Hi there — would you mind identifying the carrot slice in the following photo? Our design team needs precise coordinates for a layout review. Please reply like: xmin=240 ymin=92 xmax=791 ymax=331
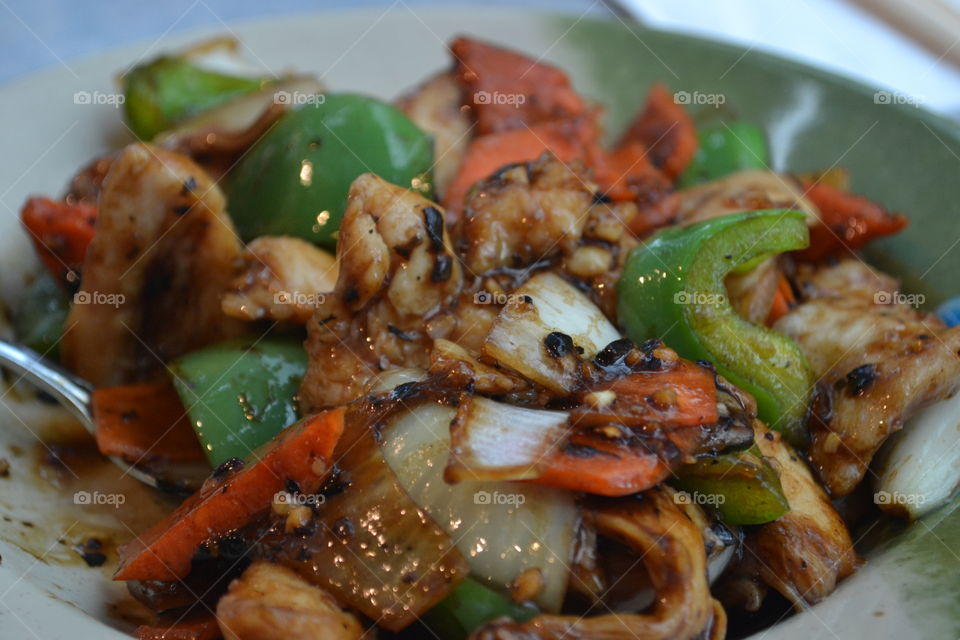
xmin=588 ymin=141 xmax=668 ymax=202
xmin=115 ymin=407 xmax=345 ymax=581
xmin=797 ymin=180 xmax=908 ymax=262
xmin=92 ymin=382 xmax=206 ymax=467
xmin=451 ymin=36 xmax=586 ymax=135
xmin=534 ymin=433 xmax=667 ymax=497
xmin=765 ymin=272 xmax=797 ymax=326
xmin=571 ymin=361 xmax=720 ymax=429
xmin=20 ymin=196 xmax=97 ymax=287
xmin=135 ymin=611 xmax=220 ymax=640
xmin=534 ymin=363 xmax=718 ymax=496
xmin=587 ymin=140 xmax=678 ymax=235
xmin=443 ymin=115 xmax=597 ymax=215
xmin=618 ymin=84 xmax=698 ymax=180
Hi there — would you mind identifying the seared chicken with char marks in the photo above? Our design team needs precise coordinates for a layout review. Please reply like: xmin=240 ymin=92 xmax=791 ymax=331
xmin=461 ymin=153 xmax=595 ymax=275
xmin=299 ymin=173 xmax=464 ymax=411
xmin=216 ymin=562 xmax=364 ymax=640
xmin=222 ymin=236 xmax=338 ymax=324
xmin=776 ymin=259 xmax=960 ymax=495
xmin=62 ymin=143 xmax=244 ymax=386
xmin=744 ymin=423 xmax=858 ymax=607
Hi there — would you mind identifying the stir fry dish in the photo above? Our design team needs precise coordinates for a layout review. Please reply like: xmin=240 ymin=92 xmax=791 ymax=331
xmin=11 ymin=34 xmax=960 ymax=640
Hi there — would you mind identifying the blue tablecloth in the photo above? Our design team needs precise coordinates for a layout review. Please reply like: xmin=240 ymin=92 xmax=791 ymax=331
xmin=0 ymin=0 xmax=605 ymax=85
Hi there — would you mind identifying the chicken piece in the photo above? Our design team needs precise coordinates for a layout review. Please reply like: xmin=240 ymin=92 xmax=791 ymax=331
xmin=461 ymin=153 xmax=594 ymax=275
xmin=64 ymin=154 xmax=115 ymax=204
xmin=725 ymin=256 xmax=781 ymax=324
xmin=222 ymin=236 xmax=338 ymax=324
xmin=776 ymin=292 xmax=960 ymax=495
xmin=567 ymin=200 xmax=641 ymax=319
xmin=474 ymin=488 xmax=720 ymax=640
xmin=299 ymin=174 xmax=463 ymax=411
xmin=793 ymin=257 xmax=898 ymax=304
xmin=775 ymin=260 xmax=960 ymax=495
xmin=676 ymin=170 xmax=818 ymax=225
xmin=216 ymin=562 xmax=363 ymax=640
xmin=394 ymin=72 xmax=472 ymax=199
xmin=62 ymin=143 xmax=244 ymax=386
xmin=745 ymin=423 xmax=858 ymax=607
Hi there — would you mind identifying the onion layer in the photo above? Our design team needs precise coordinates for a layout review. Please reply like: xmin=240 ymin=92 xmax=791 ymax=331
xmin=383 ymin=400 xmax=577 ymax=613
xmin=445 ymin=396 xmax=570 ymax=483
xmin=875 ymin=391 xmax=960 ymax=519
xmin=483 ymin=272 xmax=621 ymax=393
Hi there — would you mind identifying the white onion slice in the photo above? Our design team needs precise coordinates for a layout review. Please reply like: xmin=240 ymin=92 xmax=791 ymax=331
xmin=382 ymin=401 xmax=577 ymax=612
xmin=446 ymin=396 xmax=570 ymax=483
xmin=875 ymin=391 xmax=960 ymax=519
xmin=483 ymin=272 xmax=621 ymax=394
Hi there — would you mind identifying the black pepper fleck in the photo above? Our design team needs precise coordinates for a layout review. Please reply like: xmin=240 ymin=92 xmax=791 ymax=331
xmin=431 ymin=254 xmax=453 ymax=282
xmin=212 ymin=457 xmax=245 ymax=480
xmin=844 ymin=364 xmax=878 ymax=396
xmin=544 ymin=332 xmax=575 ymax=358
xmin=422 ymin=206 xmax=445 ymax=251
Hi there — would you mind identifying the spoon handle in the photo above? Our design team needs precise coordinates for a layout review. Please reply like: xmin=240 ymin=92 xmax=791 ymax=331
xmin=0 ymin=339 xmax=95 ymax=433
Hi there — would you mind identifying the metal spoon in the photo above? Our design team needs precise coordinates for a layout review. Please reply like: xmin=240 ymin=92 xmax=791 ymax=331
xmin=0 ymin=338 xmax=197 ymax=491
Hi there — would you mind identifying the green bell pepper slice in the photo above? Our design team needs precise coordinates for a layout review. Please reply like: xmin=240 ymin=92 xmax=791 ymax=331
xmin=672 ymin=445 xmax=789 ymax=525
xmin=422 ymin=578 xmax=538 ymax=640
xmin=226 ymin=93 xmax=434 ymax=248
xmin=123 ymin=56 xmax=267 ymax=140
xmin=678 ymin=121 xmax=769 ymax=187
xmin=617 ymin=210 xmax=813 ymax=445
xmin=169 ymin=338 xmax=307 ymax=467
xmin=12 ymin=272 xmax=69 ymax=357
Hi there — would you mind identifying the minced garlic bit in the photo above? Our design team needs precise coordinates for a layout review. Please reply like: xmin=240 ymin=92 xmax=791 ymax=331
xmin=510 ymin=567 xmax=544 ymax=604
xmin=285 ymin=506 xmax=313 ymax=533
xmin=311 ymin=458 xmax=328 ymax=477
xmin=583 ymin=389 xmax=616 ymax=409
xmin=822 ymin=432 xmax=842 ymax=454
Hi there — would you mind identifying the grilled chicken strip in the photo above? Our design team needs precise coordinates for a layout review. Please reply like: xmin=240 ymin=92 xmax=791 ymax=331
xmin=222 ymin=236 xmax=338 ymax=324
xmin=676 ymin=170 xmax=818 ymax=225
xmin=775 ymin=259 xmax=960 ymax=495
xmin=395 ymin=72 xmax=472 ymax=199
xmin=299 ymin=174 xmax=463 ymax=411
xmin=473 ymin=488 xmax=721 ymax=640
xmin=461 ymin=152 xmax=639 ymax=317
xmin=747 ymin=423 xmax=858 ymax=607
xmin=62 ymin=143 xmax=244 ymax=386
xmin=792 ymin=258 xmax=898 ymax=302
xmin=216 ymin=562 xmax=363 ymax=640
xmin=461 ymin=153 xmax=595 ymax=275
